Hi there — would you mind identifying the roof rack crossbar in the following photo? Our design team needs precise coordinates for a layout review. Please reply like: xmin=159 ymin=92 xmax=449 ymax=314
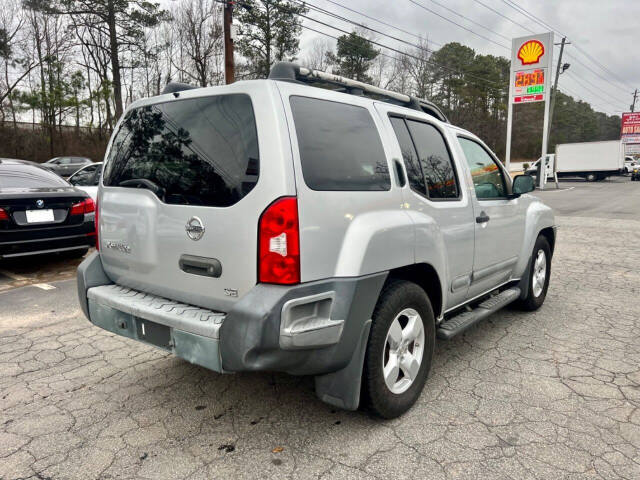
xmin=268 ymin=62 xmax=448 ymax=123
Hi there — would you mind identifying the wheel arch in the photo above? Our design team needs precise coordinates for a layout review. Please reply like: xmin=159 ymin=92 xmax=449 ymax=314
xmin=385 ymin=263 xmax=443 ymax=320
xmin=539 ymin=226 xmax=556 ymax=257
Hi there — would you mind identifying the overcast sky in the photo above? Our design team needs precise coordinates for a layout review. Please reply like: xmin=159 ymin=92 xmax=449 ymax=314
xmin=297 ymin=0 xmax=640 ymax=116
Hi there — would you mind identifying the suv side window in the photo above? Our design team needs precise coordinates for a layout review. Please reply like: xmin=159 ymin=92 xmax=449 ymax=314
xmin=290 ymin=96 xmax=390 ymax=191
xmin=458 ymin=137 xmax=507 ymax=199
xmin=405 ymin=120 xmax=459 ymax=199
xmin=389 ymin=116 xmax=427 ymax=195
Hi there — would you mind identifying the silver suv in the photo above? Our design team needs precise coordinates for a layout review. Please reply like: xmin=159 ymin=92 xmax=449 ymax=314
xmin=78 ymin=63 xmax=555 ymax=418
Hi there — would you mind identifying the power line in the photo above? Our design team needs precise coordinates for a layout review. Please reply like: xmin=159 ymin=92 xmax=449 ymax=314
xmin=499 ymin=0 xmax=560 ymax=35
xmin=310 ymin=0 xmax=630 ymax=112
xmin=292 ymin=0 xmax=439 ymax=56
xmin=498 ymin=0 xmax=635 ymax=95
xmin=559 ymin=84 xmax=622 ymax=116
xmin=320 ymin=0 xmax=442 ymax=47
xmin=406 ymin=0 xmax=510 ymax=50
xmin=562 ymin=53 xmax=633 ymax=97
xmin=563 ymin=70 xmax=629 ymax=109
xmin=421 ymin=0 xmax=511 ymax=42
xmin=471 ymin=0 xmax=535 ymax=34
xmin=572 ymin=44 xmax=636 ymax=92
xmin=297 ymin=12 xmax=508 ymax=90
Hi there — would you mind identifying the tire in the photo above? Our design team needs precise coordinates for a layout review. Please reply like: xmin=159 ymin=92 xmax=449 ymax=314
xmin=361 ymin=280 xmax=435 ymax=419
xmin=585 ymin=173 xmax=597 ymax=182
xmin=516 ymin=236 xmax=551 ymax=311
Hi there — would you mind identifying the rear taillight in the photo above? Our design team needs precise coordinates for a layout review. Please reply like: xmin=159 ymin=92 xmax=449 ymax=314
xmin=70 ymin=198 xmax=95 ymax=215
xmin=0 ymin=208 xmax=8 ymax=220
xmin=258 ymin=197 xmax=300 ymax=284
xmin=94 ymin=198 xmax=99 ymax=250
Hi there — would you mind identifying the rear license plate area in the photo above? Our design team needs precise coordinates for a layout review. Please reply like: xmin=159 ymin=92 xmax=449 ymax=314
xmin=25 ymin=209 xmax=54 ymax=223
xmin=136 ymin=319 xmax=171 ymax=350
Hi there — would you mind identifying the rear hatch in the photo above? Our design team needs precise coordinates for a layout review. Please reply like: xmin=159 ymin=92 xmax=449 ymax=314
xmin=98 ymin=82 xmax=294 ymax=312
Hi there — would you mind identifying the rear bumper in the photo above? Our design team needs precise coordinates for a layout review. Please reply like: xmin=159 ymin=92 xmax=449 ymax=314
xmin=78 ymin=252 xmax=386 ymax=377
xmin=0 ymin=223 xmax=95 ymax=259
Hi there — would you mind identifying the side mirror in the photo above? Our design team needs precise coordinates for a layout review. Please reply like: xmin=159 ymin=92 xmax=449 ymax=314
xmin=512 ymin=174 xmax=535 ymax=195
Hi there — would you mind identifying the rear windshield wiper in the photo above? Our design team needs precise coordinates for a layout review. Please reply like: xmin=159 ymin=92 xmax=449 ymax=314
xmin=119 ymin=178 xmax=165 ymax=200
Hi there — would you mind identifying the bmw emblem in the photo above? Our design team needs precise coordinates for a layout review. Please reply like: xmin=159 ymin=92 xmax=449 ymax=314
xmin=36 ymin=199 xmax=44 ymax=209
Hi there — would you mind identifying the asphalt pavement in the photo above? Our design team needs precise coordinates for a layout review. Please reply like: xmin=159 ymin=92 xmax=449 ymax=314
xmin=534 ymin=176 xmax=639 ymax=220
xmin=1 ymin=178 xmax=640 ymax=479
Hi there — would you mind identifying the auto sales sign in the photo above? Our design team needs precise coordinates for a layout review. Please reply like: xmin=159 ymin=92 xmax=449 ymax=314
xmin=621 ymin=112 xmax=640 ymax=144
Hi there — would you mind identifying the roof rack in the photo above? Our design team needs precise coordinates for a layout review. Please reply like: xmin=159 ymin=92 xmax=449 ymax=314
xmin=268 ymin=62 xmax=448 ymax=123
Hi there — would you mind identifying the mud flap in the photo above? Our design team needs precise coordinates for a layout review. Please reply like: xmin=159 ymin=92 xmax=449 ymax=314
xmin=314 ymin=319 xmax=371 ymax=411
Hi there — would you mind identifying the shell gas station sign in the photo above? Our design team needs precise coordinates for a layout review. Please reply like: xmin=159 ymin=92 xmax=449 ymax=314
xmin=505 ymin=32 xmax=554 ymax=188
xmin=510 ymin=34 xmax=553 ymax=104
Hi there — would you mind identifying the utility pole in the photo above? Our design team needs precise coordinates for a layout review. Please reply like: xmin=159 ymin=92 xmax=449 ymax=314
xmin=632 ymin=89 xmax=638 ymax=112
xmin=224 ymin=1 xmax=235 ymax=84
xmin=547 ymin=36 xmax=570 ymax=188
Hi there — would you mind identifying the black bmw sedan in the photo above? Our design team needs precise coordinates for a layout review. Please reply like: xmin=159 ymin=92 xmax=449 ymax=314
xmin=0 ymin=159 xmax=95 ymax=259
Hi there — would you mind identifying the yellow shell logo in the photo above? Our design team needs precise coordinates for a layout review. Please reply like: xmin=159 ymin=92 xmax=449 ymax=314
xmin=517 ymin=40 xmax=545 ymax=65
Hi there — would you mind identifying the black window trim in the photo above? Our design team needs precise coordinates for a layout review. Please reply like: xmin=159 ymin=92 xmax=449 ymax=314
xmin=289 ymin=94 xmax=392 ymax=193
xmin=456 ymin=134 xmax=513 ymax=201
xmin=388 ymin=113 xmax=462 ymax=202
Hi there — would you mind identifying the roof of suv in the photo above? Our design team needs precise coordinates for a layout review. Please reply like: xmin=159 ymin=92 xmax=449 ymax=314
xmin=139 ymin=71 xmax=476 ymax=141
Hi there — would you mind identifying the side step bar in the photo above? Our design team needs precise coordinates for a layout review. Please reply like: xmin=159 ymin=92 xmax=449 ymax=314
xmin=437 ymin=288 xmax=521 ymax=340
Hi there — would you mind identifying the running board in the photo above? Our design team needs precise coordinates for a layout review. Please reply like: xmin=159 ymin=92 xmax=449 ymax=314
xmin=437 ymin=288 xmax=521 ymax=340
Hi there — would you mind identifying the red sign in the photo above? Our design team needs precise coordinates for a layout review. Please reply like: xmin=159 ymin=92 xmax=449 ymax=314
xmin=514 ymin=94 xmax=544 ymax=103
xmin=621 ymin=113 xmax=640 ymax=136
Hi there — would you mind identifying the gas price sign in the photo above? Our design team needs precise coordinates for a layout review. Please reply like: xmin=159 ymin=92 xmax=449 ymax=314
xmin=509 ymin=34 xmax=553 ymax=105
xmin=505 ymin=32 xmax=554 ymax=181
xmin=513 ymin=69 xmax=545 ymax=103
xmin=515 ymin=69 xmax=545 ymax=93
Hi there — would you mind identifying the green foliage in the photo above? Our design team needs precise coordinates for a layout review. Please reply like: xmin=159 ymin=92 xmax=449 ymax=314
xmin=327 ymin=32 xmax=379 ymax=82
xmin=236 ymin=0 xmax=308 ymax=79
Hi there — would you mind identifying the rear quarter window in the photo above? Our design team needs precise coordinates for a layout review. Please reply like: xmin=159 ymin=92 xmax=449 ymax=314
xmin=103 ymin=94 xmax=259 ymax=207
xmin=290 ymin=96 xmax=390 ymax=191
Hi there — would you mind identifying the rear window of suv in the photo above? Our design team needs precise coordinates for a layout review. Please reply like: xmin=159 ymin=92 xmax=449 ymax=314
xmin=290 ymin=96 xmax=390 ymax=191
xmin=103 ymin=94 xmax=259 ymax=207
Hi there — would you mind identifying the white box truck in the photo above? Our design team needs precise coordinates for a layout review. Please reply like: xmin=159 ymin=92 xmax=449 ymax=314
xmin=527 ymin=140 xmax=624 ymax=182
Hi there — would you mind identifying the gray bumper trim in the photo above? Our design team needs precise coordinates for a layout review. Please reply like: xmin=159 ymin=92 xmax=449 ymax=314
xmin=88 ymin=300 xmax=223 ymax=373
xmin=87 ymin=284 xmax=225 ymax=339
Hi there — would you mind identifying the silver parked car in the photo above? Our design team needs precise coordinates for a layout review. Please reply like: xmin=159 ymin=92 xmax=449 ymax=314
xmin=78 ymin=62 xmax=555 ymax=418
xmin=68 ymin=162 xmax=102 ymax=200
xmin=43 ymin=156 xmax=93 ymax=177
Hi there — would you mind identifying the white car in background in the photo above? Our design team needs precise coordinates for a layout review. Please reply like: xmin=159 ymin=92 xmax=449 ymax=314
xmin=624 ymin=156 xmax=637 ymax=174
xmin=68 ymin=162 xmax=102 ymax=200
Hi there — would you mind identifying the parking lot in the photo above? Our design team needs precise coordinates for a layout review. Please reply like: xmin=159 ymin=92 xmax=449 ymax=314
xmin=1 ymin=176 xmax=639 ymax=479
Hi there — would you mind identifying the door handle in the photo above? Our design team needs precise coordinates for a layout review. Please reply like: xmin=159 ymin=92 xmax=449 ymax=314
xmin=179 ymin=254 xmax=222 ymax=278
xmin=476 ymin=212 xmax=490 ymax=224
